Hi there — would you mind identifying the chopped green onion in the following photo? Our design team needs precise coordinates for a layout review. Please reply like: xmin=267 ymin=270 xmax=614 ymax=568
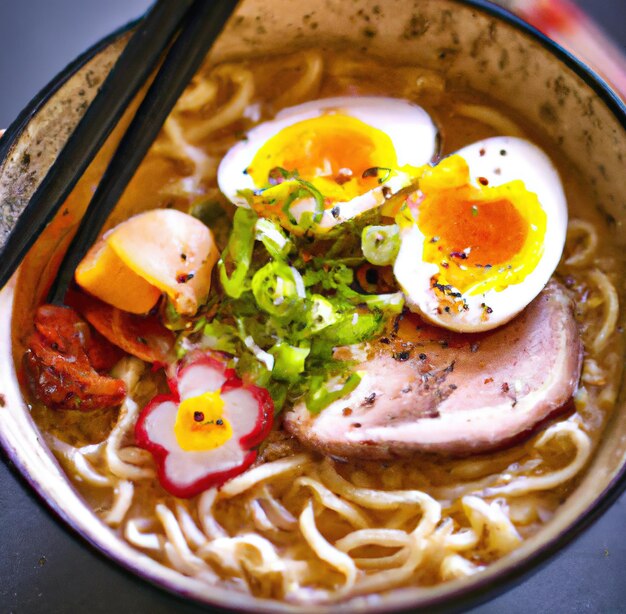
xmin=251 ymin=261 xmax=304 ymax=318
xmin=162 ymin=298 xmax=188 ymax=331
xmin=235 ymin=351 xmax=272 ymax=388
xmin=218 ymin=208 xmax=257 ymax=298
xmin=282 ymin=180 xmax=325 ymax=225
xmin=340 ymin=287 xmax=405 ymax=315
xmin=255 ymin=217 xmax=291 ymax=260
xmin=306 ymin=371 xmax=363 ymax=414
xmin=362 ymin=224 xmax=400 ymax=266
xmin=296 ymin=179 xmax=325 ymax=223
xmin=201 ymin=320 xmax=239 ymax=354
xmin=307 ymin=294 xmax=339 ymax=334
xmin=266 ymin=380 xmax=289 ymax=412
xmin=269 ymin=342 xmax=310 ymax=382
xmin=243 ymin=335 xmax=275 ymax=371
xmin=320 ymin=312 xmax=383 ymax=346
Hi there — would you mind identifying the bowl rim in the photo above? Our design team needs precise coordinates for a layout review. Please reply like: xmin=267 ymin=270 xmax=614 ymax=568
xmin=0 ymin=1 xmax=625 ymax=612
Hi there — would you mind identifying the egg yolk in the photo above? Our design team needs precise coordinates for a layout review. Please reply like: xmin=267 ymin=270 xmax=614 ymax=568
xmin=417 ymin=156 xmax=546 ymax=295
xmin=248 ymin=114 xmax=399 ymax=204
xmin=174 ymin=391 xmax=232 ymax=452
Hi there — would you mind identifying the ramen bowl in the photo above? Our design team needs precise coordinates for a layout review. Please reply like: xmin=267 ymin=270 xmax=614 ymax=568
xmin=0 ymin=0 xmax=624 ymax=611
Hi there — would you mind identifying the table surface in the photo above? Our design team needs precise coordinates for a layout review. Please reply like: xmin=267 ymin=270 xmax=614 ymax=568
xmin=0 ymin=1 xmax=624 ymax=613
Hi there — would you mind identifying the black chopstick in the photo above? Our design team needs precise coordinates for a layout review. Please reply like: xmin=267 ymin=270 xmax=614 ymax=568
xmin=47 ymin=0 xmax=239 ymax=305
xmin=0 ymin=0 xmax=196 ymax=290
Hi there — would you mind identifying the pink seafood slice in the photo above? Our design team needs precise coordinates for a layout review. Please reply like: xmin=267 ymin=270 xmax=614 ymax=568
xmin=136 ymin=355 xmax=274 ymax=498
xmin=284 ymin=281 xmax=582 ymax=458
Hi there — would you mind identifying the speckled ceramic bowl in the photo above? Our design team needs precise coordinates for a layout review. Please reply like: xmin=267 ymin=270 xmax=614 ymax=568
xmin=0 ymin=1 xmax=624 ymax=612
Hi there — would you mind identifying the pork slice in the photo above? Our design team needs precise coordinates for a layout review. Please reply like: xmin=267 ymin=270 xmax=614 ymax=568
xmin=284 ymin=281 xmax=582 ymax=458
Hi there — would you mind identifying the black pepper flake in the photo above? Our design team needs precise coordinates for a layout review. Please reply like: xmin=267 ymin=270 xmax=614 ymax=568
xmin=501 ymin=382 xmax=510 ymax=393
xmin=180 ymin=253 xmax=187 ymax=261
xmin=379 ymin=337 xmax=391 ymax=345
xmin=470 ymin=342 xmax=480 ymax=353
xmin=216 ymin=418 xmax=224 ymax=426
xmin=382 ymin=186 xmax=392 ymax=199
xmin=444 ymin=306 xmax=451 ymax=313
xmin=418 ymin=353 xmax=427 ymax=360
xmin=450 ymin=251 xmax=468 ymax=260
xmin=500 ymin=149 xmax=507 ymax=156
xmin=444 ymin=361 xmax=455 ymax=373
xmin=393 ymin=351 xmax=411 ymax=362
xmin=449 ymin=384 xmax=457 ymax=390
xmin=439 ymin=340 xmax=449 ymax=349
xmin=136 ymin=336 xmax=148 ymax=345
xmin=334 ymin=169 xmax=352 ymax=185
xmin=194 ymin=411 xmax=204 ymax=422
xmin=176 ymin=272 xmax=195 ymax=284
xmin=401 ymin=385 xmax=412 ymax=394
xmin=362 ymin=393 xmax=377 ymax=406
xmin=331 ymin=205 xmax=341 ymax=219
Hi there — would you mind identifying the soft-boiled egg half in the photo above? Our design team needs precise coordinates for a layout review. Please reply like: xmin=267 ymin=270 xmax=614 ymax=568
xmin=394 ymin=136 xmax=568 ymax=332
xmin=217 ymin=97 xmax=438 ymax=233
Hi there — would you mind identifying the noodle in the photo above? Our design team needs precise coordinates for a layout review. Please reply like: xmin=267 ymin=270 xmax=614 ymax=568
xmin=453 ymin=103 xmax=525 ymax=137
xmin=482 ymin=422 xmax=592 ymax=497
xmin=184 ymin=64 xmax=255 ymax=143
xmin=293 ymin=476 xmax=371 ymax=529
xmin=273 ymin=50 xmax=324 ymax=110
xmin=299 ymin=500 xmax=357 ymax=595
xmin=565 ymin=219 xmax=598 ymax=267
xmin=586 ymin=269 xmax=619 ymax=354
xmin=104 ymin=480 xmax=134 ymax=527
xmin=125 ymin=518 xmax=162 ymax=551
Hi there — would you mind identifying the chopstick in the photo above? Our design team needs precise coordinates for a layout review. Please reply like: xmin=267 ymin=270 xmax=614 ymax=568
xmin=0 ymin=0 xmax=196 ymax=290
xmin=46 ymin=0 xmax=239 ymax=305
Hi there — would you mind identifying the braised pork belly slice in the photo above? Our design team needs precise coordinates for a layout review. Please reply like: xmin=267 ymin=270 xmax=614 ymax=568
xmin=284 ymin=281 xmax=582 ymax=458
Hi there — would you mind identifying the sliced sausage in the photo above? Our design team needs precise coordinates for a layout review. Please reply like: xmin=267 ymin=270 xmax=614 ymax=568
xmin=284 ymin=281 xmax=582 ymax=458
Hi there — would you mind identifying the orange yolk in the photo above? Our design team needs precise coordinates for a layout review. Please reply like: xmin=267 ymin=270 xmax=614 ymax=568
xmin=418 ymin=194 xmax=529 ymax=267
xmin=174 ymin=391 xmax=232 ymax=452
xmin=416 ymin=155 xmax=546 ymax=295
xmin=248 ymin=114 xmax=398 ymax=204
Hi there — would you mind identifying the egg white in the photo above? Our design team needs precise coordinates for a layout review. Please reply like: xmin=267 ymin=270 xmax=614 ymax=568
xmin=217 ymin=97 xmax=438 ymax=230
xmin=394 ymin=137 xmax=568 ymax=332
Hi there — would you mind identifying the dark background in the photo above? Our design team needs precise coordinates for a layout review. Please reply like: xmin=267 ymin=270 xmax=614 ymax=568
xmin=0 ymin=1 xmax=624 ymax=613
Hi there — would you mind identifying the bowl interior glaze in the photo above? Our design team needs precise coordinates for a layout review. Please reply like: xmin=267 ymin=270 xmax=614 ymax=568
xmin=0 ymin=1 xmax=624 ymax=612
